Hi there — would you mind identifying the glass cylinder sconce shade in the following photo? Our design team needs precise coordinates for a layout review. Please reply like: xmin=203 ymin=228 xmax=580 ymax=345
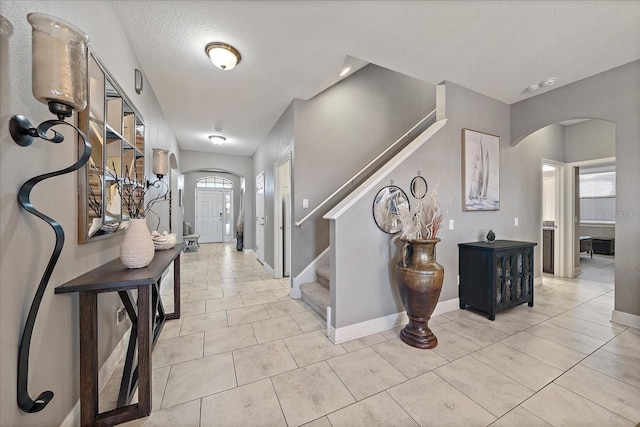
xmin=152 ymin=149 xmax=169 ymax=178
xmin=27 ymin=13 xmax=89 ymax=117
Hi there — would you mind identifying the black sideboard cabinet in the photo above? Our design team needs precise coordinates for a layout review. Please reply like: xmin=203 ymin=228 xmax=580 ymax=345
xmin=458 ymin=240 xmax=537 ymax=320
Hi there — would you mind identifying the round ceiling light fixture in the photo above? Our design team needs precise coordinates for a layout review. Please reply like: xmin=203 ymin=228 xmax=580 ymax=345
xmin=205 ymin=42 xmax=241 ymax=70
xmin=209 ymin=135 xmax=226 ymax=145
xmin=541 ymin=77 xmax=557 ymax=87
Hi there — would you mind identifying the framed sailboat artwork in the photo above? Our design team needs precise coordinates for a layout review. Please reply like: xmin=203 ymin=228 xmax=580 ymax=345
xmin=462 ymin=129 xmax=500 ymax=211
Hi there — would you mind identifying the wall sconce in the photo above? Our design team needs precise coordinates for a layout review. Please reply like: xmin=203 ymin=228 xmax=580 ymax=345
xmin=147 ymin=148 xmax=169 ymax=188
xmin=205 ymin=42 xmax=241 ymax=70
xmin=9 ymin=13 xmax=91 ymax=414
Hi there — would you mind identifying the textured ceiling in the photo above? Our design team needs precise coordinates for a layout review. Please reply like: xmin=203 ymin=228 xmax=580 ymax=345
xmin=111 ymin=1 xmax=640 ymax=157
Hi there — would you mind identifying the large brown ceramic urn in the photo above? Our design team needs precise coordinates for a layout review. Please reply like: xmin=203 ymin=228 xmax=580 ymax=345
xmin=395 ymin=238 xmax=444 ymax=349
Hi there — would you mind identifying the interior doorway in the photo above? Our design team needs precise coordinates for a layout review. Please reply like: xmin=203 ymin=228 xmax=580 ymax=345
xmin=274 ymin=154 xmax=292 ymax=279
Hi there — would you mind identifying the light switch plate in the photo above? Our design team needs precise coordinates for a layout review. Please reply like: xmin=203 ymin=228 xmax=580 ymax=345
xmin=449 ymin=219 xmax=454 ymax=230
xmin=303 ymin=199 xmax=309 ymax=209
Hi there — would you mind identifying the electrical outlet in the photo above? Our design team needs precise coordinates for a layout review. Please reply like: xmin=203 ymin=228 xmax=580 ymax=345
xmin=514 ymin=217 xmax=519 ymax=227
xmin=116 ymin=307 xmax=127 ymax=325
xmin=449 ymin=219 xmax=454 ymax=230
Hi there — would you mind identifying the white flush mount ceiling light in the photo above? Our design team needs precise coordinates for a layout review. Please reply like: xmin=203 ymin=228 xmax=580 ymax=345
xmin=205 ymin=42 xmax=241 ymax=70
xmin=209 ymin=135 xmax=226 ymax=145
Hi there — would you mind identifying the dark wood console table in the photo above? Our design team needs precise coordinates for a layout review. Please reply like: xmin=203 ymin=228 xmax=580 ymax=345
xmin=55 ymin=244 xmax=183 ymax=427
xmin=458 ymin=240 xmax=536 ymax=320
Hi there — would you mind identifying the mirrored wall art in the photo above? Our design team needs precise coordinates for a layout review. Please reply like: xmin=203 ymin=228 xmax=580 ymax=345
xmin=373 ymin=185 xmax=410 ymax=234
xmin=410 ymin=175 xmax=428 ymax=199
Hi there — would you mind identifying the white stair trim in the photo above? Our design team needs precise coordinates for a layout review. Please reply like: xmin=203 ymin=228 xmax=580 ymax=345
xmin=328 ymin=297 xmax=459 ymax=344
xmin=323 ymin=118 xmax=448 ymax=221
xmin=292 ymin=247 xmax=330 ymax=298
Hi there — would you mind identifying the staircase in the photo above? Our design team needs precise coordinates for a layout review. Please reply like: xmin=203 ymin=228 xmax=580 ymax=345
xmin=300 ymin=266 xmax=330 ymax=320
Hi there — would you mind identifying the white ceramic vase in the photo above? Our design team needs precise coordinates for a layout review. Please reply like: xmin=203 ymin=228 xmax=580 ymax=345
xmin=120 ymin=218 xmax=155 ymax=269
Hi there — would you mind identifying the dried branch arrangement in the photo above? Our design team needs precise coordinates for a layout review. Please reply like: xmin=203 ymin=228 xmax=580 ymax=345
xmin=92 ymin=162 xmax=168 ymax=219
xmin=395 ymin=182 xmax=445 ymax=242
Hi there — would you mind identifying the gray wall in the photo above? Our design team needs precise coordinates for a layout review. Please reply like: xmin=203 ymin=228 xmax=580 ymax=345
xmin=0 ymin=2 xmax=181 ymax=425
xmin=180 ymin=150 xmax=253 ymax=249
xmin=252 ymin=104 xmax=295 ymax=270
xmin=511 ymin=60 xmax=640 ymax=318
xmin=564 ymin=119 xmax=616 ymax=163
xmin=292 ymin=64 xmax=436 ymax=278
xmin=183 ymin=171 xmax=242 ymax=239
xmin=331 ymin=81 xmax=571 ymax=328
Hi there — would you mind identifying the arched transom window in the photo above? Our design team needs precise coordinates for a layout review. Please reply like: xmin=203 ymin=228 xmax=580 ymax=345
xmin=196 ymin=176 xmax=233 ymax=189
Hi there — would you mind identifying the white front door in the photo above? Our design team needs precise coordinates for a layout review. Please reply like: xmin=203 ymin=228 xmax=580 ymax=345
xmin=256 ymin=172 xmax=265 ymax=263
xmin=196 ymin=189 xmax=223 ymax=243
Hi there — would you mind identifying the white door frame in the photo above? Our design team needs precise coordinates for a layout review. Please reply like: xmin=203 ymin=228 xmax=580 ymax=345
xmin=255 ymin=171 xmax=265 ymax=263
xmin=542 ymin=159 xmax=565 ymax=277
xmin=274 ymin=153 xmax=292 ymax=280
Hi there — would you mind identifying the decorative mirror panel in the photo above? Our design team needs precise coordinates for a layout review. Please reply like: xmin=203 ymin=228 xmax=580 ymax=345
xmin=78 ymin=53 xmax=145 ymax=243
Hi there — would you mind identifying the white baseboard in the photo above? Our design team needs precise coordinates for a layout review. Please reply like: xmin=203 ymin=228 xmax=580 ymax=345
xmin=290 ymin=287 xmax=301 ymax=299
xmin=292 ymin=247 xmax=330 ymax=292
xmin=60 ymin=328 xmax=131 ymax=427
xmin=611 ymin=310 xmax=640 ymax=329
xmin=329 ymin=298 xmax=459 ymax=344
xmin=262 ymin=261 xmax=275 ymax=277
xmin=59 ymin=401 xmax=80 ymax=427
xmin=534 ymin=277 xmax=543 ymax=286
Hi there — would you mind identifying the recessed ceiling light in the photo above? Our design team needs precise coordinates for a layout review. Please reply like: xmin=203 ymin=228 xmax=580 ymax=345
xmin=339 ymin=67 xmax=351 ymax=77
xmin=209 ymin=135 xmax=226 ymax=145
xmin=205 ymin=42 xmax=241 ymax=70
xmin=541 ymin=77 xmax=557 ymax=87
xmin=526 ymin=84 xmax=540 ymax=92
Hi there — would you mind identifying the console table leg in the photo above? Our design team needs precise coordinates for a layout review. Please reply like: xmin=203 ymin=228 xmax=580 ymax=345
xmin=79 ymin=292 xmax=98 ymax=427
xmin=170 ymin=255 xmax=181 ymax=319
xmin=137 ymin=285 xmax=152 ymax=416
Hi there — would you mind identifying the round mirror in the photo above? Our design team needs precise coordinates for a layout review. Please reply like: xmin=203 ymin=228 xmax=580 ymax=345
xmin=373 ymin=185 xmax=410 ymax=234
xmin=410 ymin=176 xmax=428 ymax=199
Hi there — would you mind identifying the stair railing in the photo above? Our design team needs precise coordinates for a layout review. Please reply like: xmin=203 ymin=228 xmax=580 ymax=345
xmin=295 ymin=108 xmax=437 ymax=227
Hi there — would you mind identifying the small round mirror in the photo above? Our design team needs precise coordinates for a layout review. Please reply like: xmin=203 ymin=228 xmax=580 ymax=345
xmin=410 ymin=176 xmax=428 ymax=199
xmin=373 ymin=185 xmax=410 ymax=234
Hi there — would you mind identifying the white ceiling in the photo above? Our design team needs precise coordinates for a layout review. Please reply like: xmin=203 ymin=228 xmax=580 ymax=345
xmin=112 ymin=1 xmax=640 ymax=157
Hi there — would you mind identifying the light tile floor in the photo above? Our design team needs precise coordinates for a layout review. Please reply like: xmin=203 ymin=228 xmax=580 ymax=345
xmin=576 ymin=253 xmax=614 ymax=284
xmin=105 ymin=243 xmax=639 ymax=426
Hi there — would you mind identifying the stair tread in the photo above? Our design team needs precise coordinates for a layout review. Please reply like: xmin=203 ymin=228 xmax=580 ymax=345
xmin=316 ymin=266 xmax=330 ymax=281
xmin=300 ymin=282 xmax=329 ymax=320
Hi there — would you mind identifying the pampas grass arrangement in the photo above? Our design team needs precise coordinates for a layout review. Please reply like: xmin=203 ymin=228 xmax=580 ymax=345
xmin=395 ymin=182 xmax=444 ymax=242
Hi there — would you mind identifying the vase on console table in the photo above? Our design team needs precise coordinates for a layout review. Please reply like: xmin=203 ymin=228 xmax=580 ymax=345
xmin=120 ymin=218 xmax=154 ymax=268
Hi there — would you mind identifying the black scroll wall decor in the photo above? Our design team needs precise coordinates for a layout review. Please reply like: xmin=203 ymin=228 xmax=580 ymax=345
xmin=10 ymin=115 xmax=91 ymax=412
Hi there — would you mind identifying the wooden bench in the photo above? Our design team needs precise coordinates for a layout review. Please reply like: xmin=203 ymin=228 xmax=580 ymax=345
xmin=580 ymin=236 xmax=593 ymax=258
xmin=183 ymin=234 xmax=200 ymax=250
xmin=183 ymin=221 xmax=200 ymax=251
